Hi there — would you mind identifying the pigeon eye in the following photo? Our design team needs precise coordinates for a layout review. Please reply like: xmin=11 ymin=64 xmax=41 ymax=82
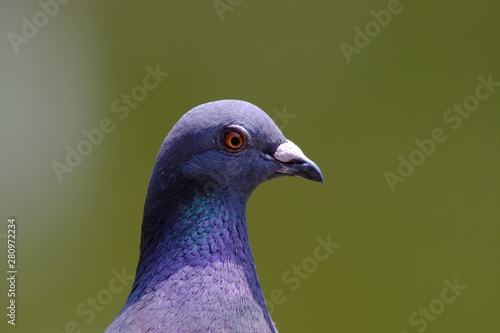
xmin=221 ymin=125 xmax=250 ymax=152
xmin=223 ymin=130 xmax=245 ymax=151
xmin=222 ymin=128 xmax=246 ymax=151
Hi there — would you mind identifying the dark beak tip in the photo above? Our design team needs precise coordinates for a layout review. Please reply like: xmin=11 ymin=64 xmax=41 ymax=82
xmin=317 ymin=173 xmax=325 ymax=184
xmin=309 ymin=167 xmax=324 ymax=184
xmin=291 ymin=159 xmax=324 ymax=184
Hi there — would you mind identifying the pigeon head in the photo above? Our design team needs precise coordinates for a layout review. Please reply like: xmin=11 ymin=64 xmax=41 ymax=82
xmin=107 ymin=100 xmax=323 ymax=333
xmin=154 ymin=99 xmax=323 ymax=199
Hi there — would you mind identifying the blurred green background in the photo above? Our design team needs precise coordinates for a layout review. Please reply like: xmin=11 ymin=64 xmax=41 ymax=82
xmin=1 ymin=1 xmax=499 ymax=332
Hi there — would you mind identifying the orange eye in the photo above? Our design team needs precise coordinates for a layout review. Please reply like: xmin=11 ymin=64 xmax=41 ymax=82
xmin=224 ymin=131 xmax=245 ymax=150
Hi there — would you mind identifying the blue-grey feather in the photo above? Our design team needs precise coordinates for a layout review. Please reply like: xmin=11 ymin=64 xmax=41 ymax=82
xmin=105 ymin=100 xmax=317 ymax=332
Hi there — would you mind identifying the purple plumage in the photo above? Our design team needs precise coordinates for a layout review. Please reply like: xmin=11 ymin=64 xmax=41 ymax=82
xmin=105 ymin=100 xmax=323 ymax=332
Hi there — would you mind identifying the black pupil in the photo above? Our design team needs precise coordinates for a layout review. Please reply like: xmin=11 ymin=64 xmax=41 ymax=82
xmin=230 ymin=136 xmax=240 ymax=147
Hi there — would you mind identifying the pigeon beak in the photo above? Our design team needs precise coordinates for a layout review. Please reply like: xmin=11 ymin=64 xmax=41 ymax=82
xmin=272 ymin=140 xmax=324 ymax=183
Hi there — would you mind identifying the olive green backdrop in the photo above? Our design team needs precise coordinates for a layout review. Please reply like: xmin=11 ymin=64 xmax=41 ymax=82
xmin=1 ymin=1 xmax=499 ymax=332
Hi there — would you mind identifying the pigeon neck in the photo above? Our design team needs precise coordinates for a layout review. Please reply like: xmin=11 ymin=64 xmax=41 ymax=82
xmin=142 ymin=189 xmax=253 ymax=262
xmin=129 ymin=188 xmax=265 ymax=306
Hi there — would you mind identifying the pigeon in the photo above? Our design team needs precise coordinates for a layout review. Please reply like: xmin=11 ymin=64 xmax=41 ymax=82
xmin=105 ymin=100 xmax=323 ymax=333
